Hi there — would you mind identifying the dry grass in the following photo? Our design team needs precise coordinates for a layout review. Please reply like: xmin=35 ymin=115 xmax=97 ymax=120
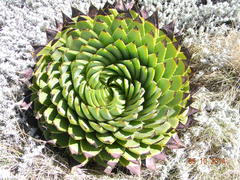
xmin=190 ymin=31 xmax=240 ymax=96
xmin=179 ymin=30 xmax=240 ymax=180
xmin=225 ymin=32 xmax=240 ymax=73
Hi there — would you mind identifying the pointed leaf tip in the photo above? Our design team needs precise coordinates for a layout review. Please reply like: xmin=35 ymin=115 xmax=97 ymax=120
xmin=107 ymin=161 xmax=118 ymax=168
xmin=104 ymin=166 xmax=113 ymax=174
xmin=31 ymin=44 xmax=45 ymax=56
xmin=103 ymin=2 xmax=114 ymax=9
xmin=146 ymin=11 xmax=159 ymax=28
xmin=130 ymin=0 xmax=141 ymax=13
xmin=20 ymin=68 xmax=33 ymax=80
xmin=146 ymin=158 xmax=156 ymax=170
xmin=161 ymin=21 xmax=175 ymax=40
xmin=163 ymin=21 xmax=175 ymax=34
xmin=62 ymin=11 xmax=73 ymax=26
xmin=47 ymin=139 xmax=57 ymax=146
xmin=115 ymin=0 xmax=127 ymax=11
xmin=181 ymin=47 xmax=191 ymax=60
xmin=20 ymin=101 xmax=32 ymax=111
xmin=97 ymin=9 xmax=107 ymax=16
xmin=187 ymin=106 xmax=199 ymax=116
xmin=153 ymin=151 xmax=167 ymax=161
xmin=55 ymin=19 xmax=63 ymax=30
xmin=166 ymin=134 xmax=185 ymax=149
xmin=173 ymin=41 xmax=180 ymax=49
xmin=46 ymin=29 xmax=58 ymax=42
xmin=111 ymin=153 xmax=121 ymax=159
xmin=88 ymin=3 xmax=98 ymax=17
xmin=71 ymin=6 xmax=85 ymax=17
xmin=176 ymin=122 xmax=187 ymax=130
xmin=126 ymin=163 xmax=141 ymax=176
xmin=125 ymin=0 xmax=135 ymax=10
xmin=31 ymin=44 xmax=44 ymax=51
xmin=175 ymin=32 xmax=183 ymax=44
xmin=177 ymin=116 xmax=197 ymax=129
xmin=140 ymin=8 xmax=148 ymax=19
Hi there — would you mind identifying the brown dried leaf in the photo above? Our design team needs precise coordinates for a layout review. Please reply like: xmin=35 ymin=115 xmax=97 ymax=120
xmin=125 ymin=0 xmax=135 ymax=10
xmin=140 ymin=8 xmax=148 ymax=19
xmin=146 ymin=11 xmax=158 ymax=28
xmin=55 ymin=19 xmax=63 ymax=30
xmin=31 ymin=44 xmax=45 ymax=56
xmin=126 ymin=163 xmax=141 ymax=176
xmin=103 ymin=2 xmax=115 ymax=9
xmin=115 ymin=0 xmax=127 ymax=11
xmin=19 ymin=101 xmax=32 ymax=111
xmin=88 ymin=4 xmax=98 ymax=17
xmin=146 ymin=157 xmax=156 ymax=170
xmin=71 ymin=6 xmax=85 ymax=17
xmin=104 ymin=166 xmax=113 ymax=174
xmin=153 ymin=151 xmax=167 ymax=161
xmin=166 ymin=134 xmax=185 ymax=149
xmin=46 ymin=29 xmax=58 ymax=42
xmin=62 ymin=12 xmax=73 ymax=26
xmin=20 ymin=68 xmax=33 ymax=80
xmin=187 ymin=106 xmax=199 ymax=116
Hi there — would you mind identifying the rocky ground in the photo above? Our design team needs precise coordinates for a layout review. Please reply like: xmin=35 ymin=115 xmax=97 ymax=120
xmin=0 ymin=0 xmax=239 ymax=179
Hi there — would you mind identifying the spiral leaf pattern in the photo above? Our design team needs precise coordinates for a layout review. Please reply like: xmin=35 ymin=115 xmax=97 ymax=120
xmin=31 ymin=3 xmax=191 ymax=175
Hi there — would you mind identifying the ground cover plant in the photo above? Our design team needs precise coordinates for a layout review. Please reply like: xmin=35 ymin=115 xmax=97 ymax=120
xmin=30 ymin=1 xmax=196 ymax=175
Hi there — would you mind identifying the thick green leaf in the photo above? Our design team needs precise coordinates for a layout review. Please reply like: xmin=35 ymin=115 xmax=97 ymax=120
xmin=126 ymin=43 xmax=138 ymax=58
xmin=43 ymin=105 xmax=57 ymax=125
xmin=108 ymin=120 xmax=129 ymax=127
xmin=122 ymin=121 xmax=143 ymax=133
xmin=142 ymin=135 xmax=164 ymax=145
xmin=86 ymin=133 xmax=104 ymax=148
xmin=158 ymin=90 xmax=175 ymax=105
xmin=80 ymin=140 xmax=102 ymax=158
xmin=57 ymin=99 xmax=68 ymax=117
xmin=117 ymin=139 xmax=140 ymax=148
xmin=72 ymin=154 xmax=89 ymax=167
xmin=93 ymin=21 xmax=108 ymax=35
xmin=68 ymin=124 xmax=85 ymax=140
xmin=134 ymin=128 xmax=155 ymax=139
xmin=81 ymin=103 xmax=95 ymax=120
xmin=119 ymin=157 xmax=141 ymax=176
xmin=99 ymin=122 xmax=118 ymax=132
xmin=96 ymin=132 xmax=116 ymax=144
xmin=122 ymin=150 xmax=140 ymax=164
xmin=78 ymin=118 xmax=94 ymax=133
xmin=67 ymin=108 xmax=78 ymax=125
xmin=113 ymin=130 xmax=134 ymax=141
xmin=53 ymin=114 xmax=69 ymax=132
xmin=163 ymin=58 xmax=177 ymax=78
xmin=38 ymin=87 xmax=51 ymax=105
xmin=68 ymin=138 xmax=81 ymax=155
xmin=89 ymin=121 xmax=108 ymax=133
xmin=99 ymin=31 xmax=114 ymax=46
xmin=154 ymin=122 xmax=171 ymax=135
xmin=49 ymin=133 xmax=69 ymax=148
xmin=105 ymin=143 xmax=125 ymax=158
xmin=128 ymin=143 xmax=150 ymax=155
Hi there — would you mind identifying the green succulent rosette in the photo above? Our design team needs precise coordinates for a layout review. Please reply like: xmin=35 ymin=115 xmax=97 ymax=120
xmin=30 ymin=1 xmax=192 ymax=175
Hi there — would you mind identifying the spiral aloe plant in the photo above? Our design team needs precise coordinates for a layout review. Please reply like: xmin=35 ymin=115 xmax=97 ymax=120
xmin=30 ymin=1 xmax=193 ymax=175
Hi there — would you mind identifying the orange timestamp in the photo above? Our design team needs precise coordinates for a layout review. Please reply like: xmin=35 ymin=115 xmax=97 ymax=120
xmin=187 ymin=157 xmax=229 ymax=165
